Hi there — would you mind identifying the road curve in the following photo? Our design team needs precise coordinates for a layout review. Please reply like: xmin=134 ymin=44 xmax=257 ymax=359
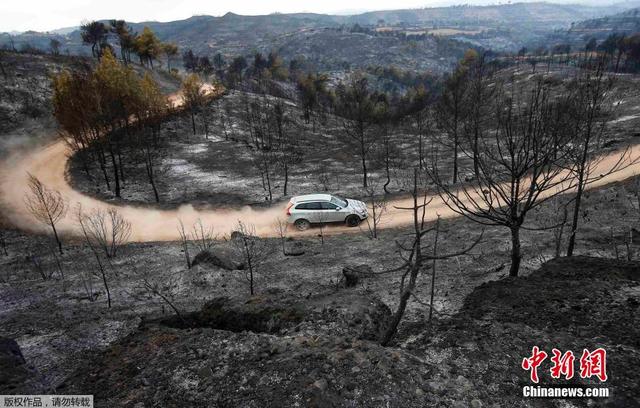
xmin=0 ymin=89 xmax=638 ymax=241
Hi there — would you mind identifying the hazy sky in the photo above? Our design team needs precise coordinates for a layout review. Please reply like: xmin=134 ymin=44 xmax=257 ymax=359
xmin=0 ymin=0 xmax=617 ymax=33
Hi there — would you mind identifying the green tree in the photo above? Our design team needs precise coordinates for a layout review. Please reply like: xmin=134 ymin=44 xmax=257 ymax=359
xmin=110 ymin=20 xmax=136 ymax=64
xmin=296 ymin=73 xmax=327 ymax=127
xmin=137 ymin=73 xmax=168 ymax=202
xmin=267 ymin=51 xmax=288 ymax=80
xmin=134 ymin=27 xmax=162 ymax=68
xmin=181 ymin=74 xmax=207 ymax=136
xmin=227 ymin=55 xmax=247 ymax=86
xmin=94 ymin=49 xmax=143 ymax=197
xmin=49 ymin=38 xmax=61 ymax=55
xmin=162 ymin=43 xmax=179 ymax=71
xmin=80 ymin=21 xmax=108 ymax=58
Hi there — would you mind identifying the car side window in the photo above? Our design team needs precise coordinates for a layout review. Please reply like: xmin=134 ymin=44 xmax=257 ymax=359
xmin=296 ymin=202 xmax=321 ymax=210
xmin=321 ymin=202 xmax=338 ymax=210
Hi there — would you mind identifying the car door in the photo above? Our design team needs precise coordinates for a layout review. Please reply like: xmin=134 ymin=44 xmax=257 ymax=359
xmin=298 ymin=202 xmax=322 ymax=223
xmin=295 ymin=202 xmax=313 ymax=222
xmin=320 ymin=201 xmax=342 ymax=222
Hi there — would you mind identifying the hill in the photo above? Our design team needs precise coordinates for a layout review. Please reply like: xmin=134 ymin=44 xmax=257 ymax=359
xmin=2 ymin=2 xmax=640 ymax=72
xmin=57 ymin=256 xmax=640 ymax=407
xmin=528 ymin=7 xmax=640 ymax=52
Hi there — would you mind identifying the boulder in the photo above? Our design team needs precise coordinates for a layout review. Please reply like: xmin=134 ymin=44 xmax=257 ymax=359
xmin=285 ymin=240 xmax=307 ymax=256
xmin=0 ymin=337 xmax=25 ymax=366
xmin=192 ymin=244 xmax=244 ymax=270
xmin=342 ymin=265 xmax=373 ymax=288
xmin=229 ymin=230 xmax=244 ymax=241
xmin=0 ymin=337 xmax=45 ymax=393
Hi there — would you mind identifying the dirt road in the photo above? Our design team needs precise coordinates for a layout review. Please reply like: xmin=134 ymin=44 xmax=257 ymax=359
xmin=0 ymin=85 xmax=637 ymax=241
xmin=1 ymin=135 xmax=637 ymax=241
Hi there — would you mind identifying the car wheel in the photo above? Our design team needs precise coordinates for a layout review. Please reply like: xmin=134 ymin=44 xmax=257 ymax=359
xmin=294 ymin=219 xmax=311 ymax=231
xmin=345 ymin=215 xmax=361 ymax=227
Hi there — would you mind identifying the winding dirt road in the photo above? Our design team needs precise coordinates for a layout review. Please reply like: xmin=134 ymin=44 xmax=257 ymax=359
xmin=1 ymin=137 xmax=638 ymax=241
xmin=0 ymin=87 xmax=638 ymax=241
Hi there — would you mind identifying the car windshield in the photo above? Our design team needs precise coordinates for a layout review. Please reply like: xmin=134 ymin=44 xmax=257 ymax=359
xmin=330 ymin=196 xmax=348 ymax=208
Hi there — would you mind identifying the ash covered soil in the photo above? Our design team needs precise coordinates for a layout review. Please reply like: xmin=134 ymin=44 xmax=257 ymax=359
xmin=3 ymin=156 xmax=640 ymax=407
xmin=55 ymin=256 xmax=640 ymax=408
xmin=3 ymin=172 xmax=640 ymax=407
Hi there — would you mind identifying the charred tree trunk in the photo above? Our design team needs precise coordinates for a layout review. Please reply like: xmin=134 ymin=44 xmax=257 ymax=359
xmin=94 ymin=144 xmax=111 ymax=191
xmin=359 ymin=130 xmax=368 ymax=188
xmin=384 ymin=144 xmax=391 ymax=195
xmin=108 ymin=146 xmax=121 ymax=198
xmin=452 ymin=129 xmax=459 ymax=184
xmin=566 ymin=174 xmax=585 ymax=257
xmin=380 ymin=169 xmax=421 ymax=346
xmin=283 ymin=162 xmax=289 ymax=196
xmin=145 ymin=155 xmax=160 ymax=203
xmin=509 ymin=225 xmax=522 ymax=277
xmin=263 ymin=158 xmax=273 ymax=203
xmin=97 ymin=255 xmax=111 ymax=308
xmin=473 ymin=127 xmax=480 ymax=178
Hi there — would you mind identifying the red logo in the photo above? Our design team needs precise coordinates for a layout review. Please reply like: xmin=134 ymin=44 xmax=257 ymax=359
xmin=522 ymin=346 xmax=548 ymax=383
xmin=579 ymin=348 xmax=608 ymax=382
xmin=550 ymin=349 xmax=575 ymax=380
xmin=522 ymin=347 xmax=607 ymax=383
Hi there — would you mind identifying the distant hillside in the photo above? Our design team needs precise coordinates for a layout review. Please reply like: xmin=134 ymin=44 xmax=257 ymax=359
xmin=531 ymin=7 xmax=640 ymax=51
xmin=2 ymin=2 xmax=639 ymax=72
xmin=571 ymin=6 xmax=640 ymax=32
xmin=350 ymin=2 xmax=636 ymax=26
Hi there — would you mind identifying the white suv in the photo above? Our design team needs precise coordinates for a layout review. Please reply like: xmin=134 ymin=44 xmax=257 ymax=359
xmin=286 ymin=194 xmax=368 ymax=230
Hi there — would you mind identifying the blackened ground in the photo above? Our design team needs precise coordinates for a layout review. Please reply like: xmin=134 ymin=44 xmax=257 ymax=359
xmin=408 ymin=256 xmax=640 ymax=408
xmin=2 ymin=173 xmax=640 ymax=399
xmin=59 ymin=256 xmax=640 ymax=408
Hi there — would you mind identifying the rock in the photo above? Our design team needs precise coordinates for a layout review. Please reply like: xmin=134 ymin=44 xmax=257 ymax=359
xmin=426 ymin=381 xmax=446 ymax=395
xmin=0 ymin=337 xmax=25 ymax=366
xmin=285 ymin=241 xmax=307 ymax=256
xmin=602 ymin=139 xmax=621 ymax=148
xmin=456 ymin=375 xmax=473 ymax=392
xmin=213 ymin=366 xmax=229 ymax=379
xmin=313 ymin=378 xmax=328 ymax=391
xmin=191 ymin=244 xmax=244 ymax=270
xmin=342 ymin=265 xmax=373 ymax=288
xmin=471 ymin=399 xmax=483 ymax=408
xmin=0 ymin=337 xmax=45 ymax=393
xmin=197 ymin=366 xmax=213 ymax=379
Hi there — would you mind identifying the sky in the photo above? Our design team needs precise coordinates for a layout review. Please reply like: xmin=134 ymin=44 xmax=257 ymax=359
xmin=0 ymin=0 xmax=623 ymax=33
